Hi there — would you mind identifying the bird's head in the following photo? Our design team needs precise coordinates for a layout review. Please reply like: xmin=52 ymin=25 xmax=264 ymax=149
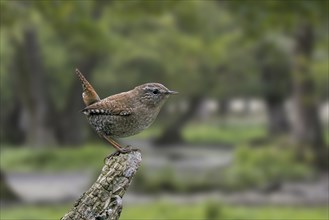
xmin=135 ymin=83 xmax=178 ymax=108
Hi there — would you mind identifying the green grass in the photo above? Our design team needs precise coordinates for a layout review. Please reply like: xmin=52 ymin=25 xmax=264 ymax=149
xmin=1 ymin=202 xmax=328 ymax=220
xmin=130 ymin=121 xmax=268 ymax=145
xmin=0 ymin=204 xmax=69 ymax=220
xmin=183 ymin=123 xmax=266 ymax=145
xmin=0 ymin=144 xmax=111 ymax=172
xmin=223 ymin=205 xmax=328 ymax=220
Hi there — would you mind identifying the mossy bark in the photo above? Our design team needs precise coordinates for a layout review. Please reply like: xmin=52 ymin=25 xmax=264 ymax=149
xmin=61 ymin=150 xmax=142 ymax=220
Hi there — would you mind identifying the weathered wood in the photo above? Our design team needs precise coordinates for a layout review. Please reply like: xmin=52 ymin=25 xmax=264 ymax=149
xmin=61 ymin=150 xmax=142 ymax=220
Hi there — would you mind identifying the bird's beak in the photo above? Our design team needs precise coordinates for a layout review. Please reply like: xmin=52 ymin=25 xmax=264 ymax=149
xmin=167 ymin=90 xmax=179 ymax=95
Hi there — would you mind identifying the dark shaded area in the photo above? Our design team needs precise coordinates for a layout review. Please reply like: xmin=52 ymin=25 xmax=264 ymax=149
xmin=0 ymin=170 xmax=19 ymax=202
xmin=255 ymin=41 xmax=291 ymax=136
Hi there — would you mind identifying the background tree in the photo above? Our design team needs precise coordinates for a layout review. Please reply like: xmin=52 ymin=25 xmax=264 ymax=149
xmin=1 ymin=1 xmax=113 ymax=146
xmin=255 ymin=40 xmax=291 ymax=136
xmin=226 ymin=0 xmax=329 ymax=169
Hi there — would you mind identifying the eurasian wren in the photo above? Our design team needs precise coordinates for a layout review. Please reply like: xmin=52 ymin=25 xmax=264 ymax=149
xmin=75 ymin=69 xmax=177 ymax=153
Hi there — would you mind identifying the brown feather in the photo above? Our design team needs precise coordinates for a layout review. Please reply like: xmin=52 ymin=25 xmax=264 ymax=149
xmin=75 ymin=68 xmax=100 ymax=106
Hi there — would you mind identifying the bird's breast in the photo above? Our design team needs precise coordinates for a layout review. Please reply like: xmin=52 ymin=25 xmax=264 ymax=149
xmin=119 ymin=106 xmax=160 ymax=137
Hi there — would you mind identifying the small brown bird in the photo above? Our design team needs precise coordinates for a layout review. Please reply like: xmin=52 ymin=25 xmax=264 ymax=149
xmin=75 ymin=69 xmax=177 ymax=153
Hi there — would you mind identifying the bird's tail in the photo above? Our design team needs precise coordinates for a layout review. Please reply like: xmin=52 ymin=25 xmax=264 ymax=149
xmin=75 ymin=68 xmax=100 ymax=106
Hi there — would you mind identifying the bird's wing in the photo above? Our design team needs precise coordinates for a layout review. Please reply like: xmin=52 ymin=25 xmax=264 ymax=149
xmin=82 ymin=94 xmax=133 ymax=116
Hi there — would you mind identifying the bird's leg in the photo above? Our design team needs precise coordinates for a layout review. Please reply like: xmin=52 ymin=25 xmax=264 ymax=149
xmin=102 ymin=135 xmax=124 ymax=152
xmin=102 ymin=135 xmax=124 ymax=158
xmin=102 ymin=135 xmax=139 ymax=159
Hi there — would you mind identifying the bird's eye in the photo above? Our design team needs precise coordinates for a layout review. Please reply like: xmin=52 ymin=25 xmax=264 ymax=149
xmin=152 ymin=89 xmax=159 ymax=94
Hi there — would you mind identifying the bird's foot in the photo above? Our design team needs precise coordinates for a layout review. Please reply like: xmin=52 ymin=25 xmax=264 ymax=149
xmin=119 ymin=145 xmax=140 ymax=154
xmin=105 ymin=146 xmax=140 ymax=161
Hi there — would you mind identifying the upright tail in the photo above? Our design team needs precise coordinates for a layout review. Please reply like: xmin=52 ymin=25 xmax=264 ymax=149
xmin=75 ymin=68 xmax=100 ymax=106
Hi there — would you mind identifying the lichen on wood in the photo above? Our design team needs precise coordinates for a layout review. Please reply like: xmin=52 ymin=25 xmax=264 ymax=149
xmin=61 ymin=150 xmax=142 ymax=220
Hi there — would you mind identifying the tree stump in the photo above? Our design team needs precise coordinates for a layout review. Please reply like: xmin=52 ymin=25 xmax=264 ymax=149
xmin=61 ymin=150 xmax=142 ymax=220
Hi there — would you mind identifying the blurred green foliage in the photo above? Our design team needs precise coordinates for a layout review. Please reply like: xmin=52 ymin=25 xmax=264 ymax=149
xmin=133 ymin=145 xmax=313 ymax=193
xmin=183 ymin=123 xmax=266 ymax=145
xmin=221 ymin=144 xmax=313 ymax=191
xmin=1 ymin=202 xmax=328 ymax=220
xmin=0 ymin=145 xmax=109 ymax=172
xmin=134 ymin=166 xmax=184 ymax=193
xmin=134 ymin=170 xmax=207 ymax=193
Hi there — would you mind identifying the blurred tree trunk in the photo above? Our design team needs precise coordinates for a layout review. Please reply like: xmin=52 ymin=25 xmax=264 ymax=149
xmin=265 ymin=100 xmax=289 ymax=136
xmin=291 ymin=23 xmax=327 ymax=170
xmin=261 ymin=65 xmax=290 ymax=136
xmin=0 ymin=170 xmax=19 ymax=201
xmin=56 ymin=57 xmax=99 ymax=145
xmin=256 ymin=41 xmax=291 ymax=137
xmin=0 ymin=101 xmax=25 ymax=144
xmin=218 ymin=98 xmax=229 ymax=127
xmin=155 ymin=95 xmax=203 ymax=145
xmin=218 ymin=98 xmax=229 ymax=116
xmin=13 ymin=27 xmax=56 ymax=147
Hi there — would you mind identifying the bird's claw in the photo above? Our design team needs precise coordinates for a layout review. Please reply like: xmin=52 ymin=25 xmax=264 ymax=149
xmin=105 ymin=146 xmax=140 ymax=162
xmin=119 ymin=145 xmax=140 ymax=154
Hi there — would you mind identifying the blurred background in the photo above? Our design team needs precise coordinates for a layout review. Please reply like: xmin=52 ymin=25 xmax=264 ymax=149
xmin=0 ymin=0 xmax=328 ymax=219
